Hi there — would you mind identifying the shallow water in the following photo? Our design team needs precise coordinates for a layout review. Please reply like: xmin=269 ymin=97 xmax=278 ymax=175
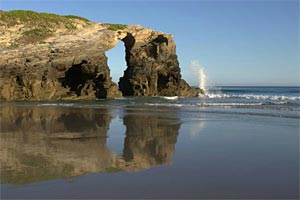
xmin=1 ymin=96 xmax=299 ymax=198
xmin=0 ymin=87 xmax=300 ymax=199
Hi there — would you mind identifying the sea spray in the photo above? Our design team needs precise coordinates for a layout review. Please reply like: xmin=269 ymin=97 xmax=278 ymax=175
xmin=198 ymin=68 xmax=206 ymax=93
xmin=190 ymin=60 xmax=207 ymax=94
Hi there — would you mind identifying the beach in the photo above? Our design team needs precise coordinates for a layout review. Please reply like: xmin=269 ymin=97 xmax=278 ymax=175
xmin=1 ymin=1 xmax=299 ymax=198
xmin=1 ymin=87 xmax=299 ymax=199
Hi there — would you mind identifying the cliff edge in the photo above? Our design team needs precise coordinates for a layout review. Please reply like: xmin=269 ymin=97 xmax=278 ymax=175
xmin=0 ymin=10 xmax=200 ymax=101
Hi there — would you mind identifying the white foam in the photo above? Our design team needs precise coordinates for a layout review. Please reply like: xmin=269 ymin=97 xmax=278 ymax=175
xmin=38 ymin=103 xmax=74 ymax=107
xmin=190 ymin=60 xmax=207 ymax=94
xmin=145 ymin=103 xmax=183 ymax=107
xmin=162 ymin=96 xmax=179 ymax=100
xmin=146 ymin=102 xmax=262 ymax=107
xmin=262 ymin=101 xmax=290 ymax=105
xmin=198 ymin=102 xmax=263 ymax=106
xmin=198 ymin=68 xmax=206 ymax=92
xmin=205 ymin=93 xmax=300 ymax=101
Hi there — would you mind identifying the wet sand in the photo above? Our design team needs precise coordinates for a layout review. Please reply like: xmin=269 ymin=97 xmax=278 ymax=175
xmin=1 ymin=103 xmax=299 ymax=199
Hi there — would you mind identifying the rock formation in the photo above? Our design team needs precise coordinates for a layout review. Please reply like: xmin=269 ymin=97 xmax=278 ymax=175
xmin=0 ymin=10 xmax=199 ymax=101
xmin=118 ymin=28 xmax=199 ymax=96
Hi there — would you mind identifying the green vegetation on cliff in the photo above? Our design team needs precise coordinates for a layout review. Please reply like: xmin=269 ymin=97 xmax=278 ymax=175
xmin=64 ymin=15 xmax=90 ymax=22
xmin=0 ymin=10 xmax=130 ymax=47
xmin=0 ymin=10 xmax=91 ymax=45
xmin=0 ymin=10 xmax=90 ymax=27
xmin=105 ymin=23 xmax=128 ymax=31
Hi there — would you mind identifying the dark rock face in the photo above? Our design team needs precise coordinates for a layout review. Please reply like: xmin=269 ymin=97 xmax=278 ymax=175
xmin=0 ymin=50 xmax=121 ymax=101
xmin=0 ymin=11 xmax=125 ymax=101
xmin=119 ymin=33 xmax=200 ymax=97
xmin=57 ymin=53 xmax=121 ymax=99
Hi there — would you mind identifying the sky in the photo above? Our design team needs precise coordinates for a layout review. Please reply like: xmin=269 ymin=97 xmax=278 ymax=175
xmin=1 ymin=0 xmax=299 ymax=86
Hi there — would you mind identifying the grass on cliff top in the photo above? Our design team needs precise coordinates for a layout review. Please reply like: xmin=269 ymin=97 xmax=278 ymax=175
xmin=0 ymin=10 xmax=90 ymax=26
xmin=0 ymin=10 xmax=91 ymax=46
xmin=105 ymin=23 xmax=128 ymax=31
xmin=64 ymin=15 xmax=90 ymax=22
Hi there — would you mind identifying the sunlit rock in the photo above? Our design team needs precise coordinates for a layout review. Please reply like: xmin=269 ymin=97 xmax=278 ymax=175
xmin=0 ymin=10 xmax=199 ymax=101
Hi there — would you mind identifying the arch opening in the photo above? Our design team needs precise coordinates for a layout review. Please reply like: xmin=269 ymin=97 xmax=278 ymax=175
xmin=107 ymin=32 xmax=136 ymax=96
xmin=106 ymin=40 xmax=127 ymax=85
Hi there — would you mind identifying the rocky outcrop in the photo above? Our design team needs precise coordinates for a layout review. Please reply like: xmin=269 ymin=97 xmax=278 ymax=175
xmin=0 ymin=10 xmax=199 ymax=101
xmin=118 ymin=29 xmax=199 ymax=96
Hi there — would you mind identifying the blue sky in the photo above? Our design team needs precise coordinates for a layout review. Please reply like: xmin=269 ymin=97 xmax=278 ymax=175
xmin=1 ymin=0 xmax=299 ymax=86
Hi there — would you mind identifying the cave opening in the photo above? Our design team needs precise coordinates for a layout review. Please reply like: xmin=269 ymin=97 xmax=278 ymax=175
xmin=61 ymin=60 xmax=95 ymax=96
xmin=157 ymin=73 xmax=169 ymax=91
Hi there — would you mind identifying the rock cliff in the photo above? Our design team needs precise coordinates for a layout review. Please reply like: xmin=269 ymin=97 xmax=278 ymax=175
xmin=0 ymin=10 xmax=200 ymax=101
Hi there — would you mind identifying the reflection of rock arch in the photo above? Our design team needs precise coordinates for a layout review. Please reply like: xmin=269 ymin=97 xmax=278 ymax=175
xmin=0 ymin=104 xmax=181 ymax=184
xmin=120 ymin=109 xmax=180 ymax=171
xmin=0 ymin=105 xmax=115 ymax=184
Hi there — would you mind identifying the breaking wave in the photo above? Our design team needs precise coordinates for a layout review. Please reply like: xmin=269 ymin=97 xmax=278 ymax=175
xmin=37 ymin=103 xmax=75 ymax=107
xmin=146 ymin=101 xmax=296 ymax=107
xmin=205 ymin=93 xmax=300 ymax=101
xmin=160 ymin=96 xmax=179 ymax=100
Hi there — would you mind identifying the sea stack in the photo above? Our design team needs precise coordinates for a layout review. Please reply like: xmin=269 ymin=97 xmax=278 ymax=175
xmin=0 ymin=10 xmax=200 ymax=101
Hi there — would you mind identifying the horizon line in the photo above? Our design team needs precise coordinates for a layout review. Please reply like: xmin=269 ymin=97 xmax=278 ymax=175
xmin=191 ymin=85 xmax=300 ymax=87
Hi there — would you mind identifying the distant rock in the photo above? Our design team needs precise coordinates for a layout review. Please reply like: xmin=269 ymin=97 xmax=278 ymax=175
xmin=0 ymin=10 xmax=200 ymax=101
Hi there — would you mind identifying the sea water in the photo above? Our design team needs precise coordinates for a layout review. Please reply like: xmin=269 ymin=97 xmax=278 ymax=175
xmin=149 ymin=86 xmax=300 ymax=118
xmin=1 ymin=86 xmax=299 ymax=199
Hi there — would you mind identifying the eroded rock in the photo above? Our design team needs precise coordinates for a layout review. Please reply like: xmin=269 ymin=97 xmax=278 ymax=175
xmin=0 ymin=11 xmax=200 ymax=101
xmin=119 ymin=28 xmax=200 ymax=97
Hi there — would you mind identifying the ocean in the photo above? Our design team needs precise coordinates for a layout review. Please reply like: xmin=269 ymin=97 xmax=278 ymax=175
xmin=146 ymin=86 xmax=300 ymax=118
xmin=1 ymin=86 xmax=299 ymax=199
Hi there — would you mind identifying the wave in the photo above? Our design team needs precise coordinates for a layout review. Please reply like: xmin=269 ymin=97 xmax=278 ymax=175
xmin=145 ymin=103 xmax=183 ymax=107
xmin=145 ymin=102 xmax=293 ymax=107
xmin=200 ymin=101 xmax=299 ymax=106
xmin=198 ymin=102 xmax=263 ymax=106
xmin=145 ymin=102 xmax=300 ymax=112
xmin=160 ymin=96 xmax=179 ymax=100
xmin=191 ymin=110 xmax=300 ymax=119
xmin=204 ymin=93 xmax=300 ymax=101
xmin=37 ymin=103 xmax=75 ymax=107
xmin=144 ymin=102 xmax=299 ymax=119
xmin=262 ymin=101 xmax=290 ymax=105
xmin=210 ymin=89 xmax=300 ymax=94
